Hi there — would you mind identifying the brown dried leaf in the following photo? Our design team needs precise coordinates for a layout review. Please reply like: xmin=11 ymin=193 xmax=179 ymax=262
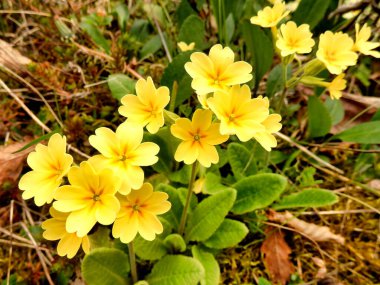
xmin=261 ymin=226 xmax=295 ymax=285
xmin=268 ymin=210 xmax=345 ymax=245
xmin=0 ymin=139 xmax=33 ymax=185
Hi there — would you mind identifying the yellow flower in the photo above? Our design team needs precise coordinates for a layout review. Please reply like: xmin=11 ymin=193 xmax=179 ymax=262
xmin=112 ymin=183 xmax=171 ymax=243
xmin=42 ymin=207 xmax=90 ymax=259
xmin=53 ymin=161 xmax=120 ymax=237
xmin=19 ymin=133 xmax=73 ymax=206
xmin=352 ymin=23 xmax=380 ymax=58
xmin=252 ymin=114 xmax=282 ymax=151
xmin=207 ymin=85 xmax=269 ymax=142
xmin=327 ymin=73 xmax=347 ymax=100
xmin=170 ymin=109 xmax=229 ymax=167
xmin=316 ymin=31 xmax=358 ymax=74
xmin=119 ymin=77 xmax=170 ymax=134
xmin=178 ymin=41 xmax=195 ymax=52
xmin=276 ymin=21 xmax=315 ymax=57
xmin=184 ymin=44 xmax=253 ymax=95
xmin=250 ymin=1 xmax=289 ymax=28
xmin=88 ymin=122 xmax=159 ymax=195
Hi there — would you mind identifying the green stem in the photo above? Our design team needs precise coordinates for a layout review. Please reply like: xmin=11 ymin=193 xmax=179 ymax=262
xmin=276 ymin=61 xmax=288 ymax=113
xmin=128 ymin=242 xmax=138 ymax=284
xmin=168 ymin=81 xmax=178 ymax=113
xmin=178 ymin=162 xmax=198 ymax=236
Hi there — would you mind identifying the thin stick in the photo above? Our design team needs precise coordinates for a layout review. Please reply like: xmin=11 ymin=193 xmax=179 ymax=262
xmin=299 ymin=209 xmax=376 ymax=215
xmin=0 ymin=79 xmax=50 ymax=132
xmin=152 ymin=16 xmax=172 ymax=62
xmin=124 ymin=63 xmax=143 ymax=80
xmin=0 ymin=64 xmax=64 ymax=129
xmin=0 ymin=239 xmax=51 ymax=252
xmin=128 ymin=242 xmax=138 ymax=283
xmin=6 ymin=200 xmax=14 ymax=285
xmin=0 ymin=79 xmax=90 ymax=159
xmin=336 ymin=192 xmax=380 ymax=214
xmin=275 ymin=132 xmax=344 ymax=174
xmin=20 ymin=222 xmax=54 ymax=285
xmin=179 ymin=162 xmax=198 ymax=236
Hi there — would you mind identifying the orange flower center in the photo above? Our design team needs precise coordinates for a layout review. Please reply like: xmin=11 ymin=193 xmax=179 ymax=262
xmin=132 ymin=204 xmax=140 ymax=211
xmin=194 ymin=134 xmax=200 ymax=141
xmin=93 ymin=194 xmax=100 ymax=201
xmin=120 ymin=155 xmax=127 ymax=161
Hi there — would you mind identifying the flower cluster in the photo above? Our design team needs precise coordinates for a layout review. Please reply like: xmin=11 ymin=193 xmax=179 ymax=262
xmin=178 ymin=44 xmax=282 ymax=167
xmin=251 ymin=1 xmax=380 ymax=100
xmin=20 ymin=126 xmax=170 ymax=258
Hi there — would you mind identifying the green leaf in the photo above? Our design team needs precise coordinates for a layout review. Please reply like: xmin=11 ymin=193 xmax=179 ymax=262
xmin=232 ymin=174 xmax=287 ymax=214
xmin=242 ymin=20 xmax=273 ymax=88
xmin=203 ymin=219 xmax=248 ymax=249
xmin=176 ymin=0 xmax=197 ymax=28
xmin=134 ymin=236 xmax=168 ymax=261
xmin=161 ymin=51 xmax=193 ymax=107
xmin=292 ymin=0 xmax=332 ymax=30
xmin=12 ymin=131 xmax=59 ymax=153
xmin=157 ymin=184 xmax=183 ymax=230
xmin=324 ymin=96 xmax=344 ymax=125
xmin=258 ymin=277 xmax=272 ymax=285
xmin=163 ymin=234 xmax=186 ymax=253
xmin=266 ymin=64 xmax=292 ymax=98
xmin=307 ymin=96 xmax=332 ymax=138
xmin=147 ymin=255 xmax=205 ymax=285
xmin=225 ymin=13 xmax=235 ymax=44
xmin=192 ymin=246 xmax=220 ymax=285
xmin=107 ymin=74 xmax=136 ymax=101
xmin=88 ymin=226 xmax=112 ymax=250
xmin=114 ymin=3 xmax=129 ymax=32
xmin=134 ymin=218 xmax=171 ymax=260
xmin=178 ymin=15 xmax=205 ymax=49
xmin=203 ymin=172 xmax=232 ymax=195
xmin=273 ymin=188 xmax=338 ymax=210
xmin=140 ymin=35 xmax=162 ymax=59
xmin=80 ymin=21 xmax=110 ymax=54
xmin=227 ymin=143 xmax=257 ymax=180
xmin=334 ymin=121 xmax=380 ymax=144
xmin=82 ymin=248 xmax=130 ymax=285
xmin=186 ymin=188 xmax=236 ymax=242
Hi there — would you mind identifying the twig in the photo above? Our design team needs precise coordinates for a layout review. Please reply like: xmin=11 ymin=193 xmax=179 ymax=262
xmin=0 ymin=239 xmax=50 ymax=252
xmin=305 ymin=143 xmax=380 ymax=153
xmin=0 ymin=79 xmax=50 ymax=132
xmin=0 ymin=227 xmax=34 ymax=244
xmin=299 ymin=209 xmax=377 ymax=215
xmin=150 ymin=11 xmax=172 ymax=62
xmin=20 ymin=222 xmax=54 ymax=285
xmin=6 ymin=200 xmax=14 ymax=285
xmin=328 ymin=0 xmax=370 ymax=19
xmin=335 ymin=192 xmax=380 ymax=214
xmin=275 ymin=132 xmax=344 ymax=174
xmin=308 ymin=161 xmax=380 ymax=197
xmin=0 ymin=79 xmax=90 ymax=159
xmin=124 ymin=63 xmax=143 ymax=79
xmin=0 ymin=64 xmax=64 ymax=129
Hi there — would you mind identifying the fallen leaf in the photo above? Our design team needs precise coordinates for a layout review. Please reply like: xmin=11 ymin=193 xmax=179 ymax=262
xmin=268 ymin=210 xmax=345 ymax=245
xmin=0 ymin=139 xmax=33 ymax=186
xmin=261 ymin=226 xmax=295 ymax=285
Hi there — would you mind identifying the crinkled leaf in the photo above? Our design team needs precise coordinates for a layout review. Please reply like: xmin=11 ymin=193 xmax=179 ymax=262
xmin=192 ymin=246 xmax=220 ymax=285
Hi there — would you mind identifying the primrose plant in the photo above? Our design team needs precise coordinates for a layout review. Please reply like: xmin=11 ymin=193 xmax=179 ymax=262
xmin=18 ymin=1 xmax=379 ymax=284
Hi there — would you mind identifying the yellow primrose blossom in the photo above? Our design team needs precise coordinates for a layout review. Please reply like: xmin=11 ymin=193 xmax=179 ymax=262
xmin=207 ymin=85 xmax=269 ymax=142
xmin=119 ymin=77 xmax=170 ymax=134
xmin=352 ymin=23 xmax=380 ymax=58
xmin=327 ymin=73 xmax=347 ymax=100
xmin=53 ymin=162 xmax=120 ymax=237
xmin=42 ymin=207 xmax=90 ymax=259
xmin=276 ymin=21 xmax=315 ymax=57
xmin=19 ymin=133 xmax=73 ymax=206
xmin=316 ymin=31 xmax=358 ymax=74
xmin=250 ymin=1 xmax=289 ymax=28
xmin=178 ymin=41 xmax=195 ymax=52
xmin=112 ymin=183 xmax=171 ymax=243
xmin=184 ymin=44 xmax=253 ymax=95
xmin=171 ymin=109 xmax=229 ymax=167
xmin=88 ymin=122 xmax=159 ymax=195
xmin=252 ymin=114 xmax=282 ymax=151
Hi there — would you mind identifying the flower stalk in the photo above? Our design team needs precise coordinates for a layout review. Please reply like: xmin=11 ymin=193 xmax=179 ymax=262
xmin=128 ymin=241 xmax=138 ymax=284
xmin=178 ymin=162 xmax=198 ymax=236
